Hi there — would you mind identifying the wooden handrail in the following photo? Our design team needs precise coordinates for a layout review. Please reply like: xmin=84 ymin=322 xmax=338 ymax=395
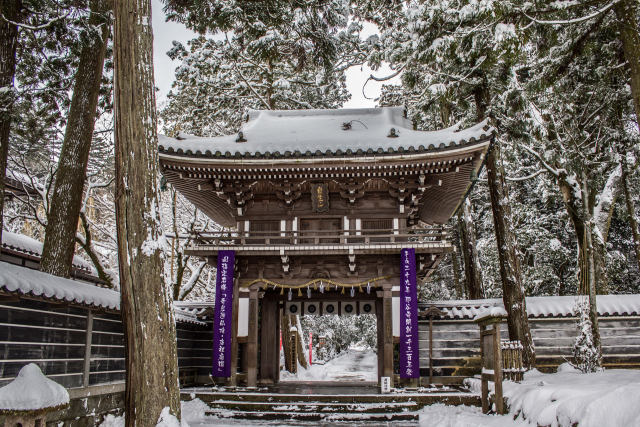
xmin=192 ymin=227 xmax=448 ymax=246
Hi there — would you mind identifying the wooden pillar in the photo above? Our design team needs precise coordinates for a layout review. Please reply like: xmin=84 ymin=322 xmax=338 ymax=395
xmin=259 ymin=291 xmax=280 ymax=384
xmin=376 ymin=297 xmax=384 ymax=384
xmin=83 ymin=310 xmax=94 ymax=387
xmin=382 ymin=287 xmax=394 ymax=387
xmin=247 ymin=288 xmax=259 ymax=387
xmin=229 ymin=276 xmax=240 ymax=386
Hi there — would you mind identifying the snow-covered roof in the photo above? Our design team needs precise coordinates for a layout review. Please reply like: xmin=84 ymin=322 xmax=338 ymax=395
xmin=473 ymin=306 xmax=508 ymax=322
xmin=0 ymin=260 xmax=119 ymax=310
xmin=2 ymin=230 xmax=95 ymax=273
xmin=0 ymin=261 xmax=206 ymax=325
xmin=158 ymin=107 xmax=494 ymax=159
xmin=421 ymin=295 xmax=640 ymax=320
xmin=0 ymin=363 xmax=69 ymax=412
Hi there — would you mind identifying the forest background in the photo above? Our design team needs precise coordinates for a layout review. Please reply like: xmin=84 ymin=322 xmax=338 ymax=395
xmin=1 ymin=0 xmax=639 ymax=378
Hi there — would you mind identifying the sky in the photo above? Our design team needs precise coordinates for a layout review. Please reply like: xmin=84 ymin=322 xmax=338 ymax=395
xmin=150 ymin=0 xmax=399 ymax=110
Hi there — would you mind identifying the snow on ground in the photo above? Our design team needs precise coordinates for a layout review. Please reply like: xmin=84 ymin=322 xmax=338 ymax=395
xmin=466 ymin=363 xmax=640 ymax=427
xmin=100 ymin=364 xmax=640 ymax=426
xmin=280 ymin=347 xmax=378 ymax=382
xmin=419 ymin=404 xmax=526 ymax=427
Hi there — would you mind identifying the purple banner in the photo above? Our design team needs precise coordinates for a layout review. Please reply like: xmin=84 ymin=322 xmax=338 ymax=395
xmin=212 ymin=250 xmax=235 ymax=377
xmin=400 ymin=248 xmax=419 ymax=378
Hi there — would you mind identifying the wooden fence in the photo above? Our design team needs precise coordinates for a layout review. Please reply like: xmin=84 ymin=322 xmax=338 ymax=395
xmin=418 ymin=313 xmax=640 ymax=384
xmin=0 ymin=299 xmax=213 ymax=388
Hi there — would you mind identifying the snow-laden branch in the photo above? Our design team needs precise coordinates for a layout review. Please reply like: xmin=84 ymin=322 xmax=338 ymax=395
xmin=178 ymin=261 xmax=207 ymax=300
xmin=367 ymin=66 xmax=404 ymax=82
xmin=524 ymin=1 xmax=618 ymax=25
xmin=1 ymin=10 xmax=71 ymax=31
xmin=505 ymin=169 xmax=549 ymax=182
xmin=593 ymin=164 xmax=622 ymax=240
xmin=519 ymin=144 xmax=561 ymax=177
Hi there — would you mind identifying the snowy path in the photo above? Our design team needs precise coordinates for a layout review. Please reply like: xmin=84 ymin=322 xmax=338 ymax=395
xmin=280 ymin=348 xmax=378 ymax=382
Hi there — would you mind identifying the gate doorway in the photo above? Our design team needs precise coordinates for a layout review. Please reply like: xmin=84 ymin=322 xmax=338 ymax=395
xmin=252 ymin=288 xmax=395 ymax=388
xmin=280 ymin=313 xmax=378 ymax=383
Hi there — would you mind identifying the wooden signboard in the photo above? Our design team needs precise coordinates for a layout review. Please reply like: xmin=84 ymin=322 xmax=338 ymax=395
xmin=311 ymin=183 xmax=329 ymax=212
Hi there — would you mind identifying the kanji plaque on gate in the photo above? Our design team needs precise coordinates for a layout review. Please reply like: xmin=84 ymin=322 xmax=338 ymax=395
xmin=311 ymin=183 xmax=329 ymax=212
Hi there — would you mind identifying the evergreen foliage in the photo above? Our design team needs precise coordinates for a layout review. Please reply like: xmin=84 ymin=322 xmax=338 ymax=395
xmin=160 ymin=0 xmax=364 ymax=135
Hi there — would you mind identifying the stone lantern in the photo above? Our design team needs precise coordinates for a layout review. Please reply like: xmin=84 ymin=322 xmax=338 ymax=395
xmin=0 ymin=364 xmax=69 ymax=427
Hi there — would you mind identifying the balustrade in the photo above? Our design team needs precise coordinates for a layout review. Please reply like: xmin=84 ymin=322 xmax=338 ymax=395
xmin=190 ymin=227 xmax=448 ymax=247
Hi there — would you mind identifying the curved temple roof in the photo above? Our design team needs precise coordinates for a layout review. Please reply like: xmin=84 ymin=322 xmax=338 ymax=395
xmin=158 ymin=106 xmax=494 ymax=159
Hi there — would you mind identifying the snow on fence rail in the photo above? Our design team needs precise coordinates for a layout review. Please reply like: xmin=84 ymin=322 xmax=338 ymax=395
xmin=418 ymin=296 xmax=640 ymax=383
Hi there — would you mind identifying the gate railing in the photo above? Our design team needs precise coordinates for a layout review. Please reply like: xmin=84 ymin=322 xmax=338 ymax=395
xmin=191 ymin=227 xmax=447 ymax=247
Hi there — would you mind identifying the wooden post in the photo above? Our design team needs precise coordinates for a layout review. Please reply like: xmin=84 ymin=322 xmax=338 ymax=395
xmin=382 ymin=287 xmax=394 ymax=387
xmin=422 ymin=306 xmax=445 ymax=385
xmin=476 ymin=312 xmax=505 ymax=414
xmin=493 ymin=322 xmax=504 ymax=414
xmin=290 ymin=328 xmax=298 ymax=374
xmin=229 ymin=275 xmax=240 ymax=386
xmin=83 ymin=310 xmax=94 ymax=388
xmin=247 ymin=288 xmax=259 ymax=387
xmin=260 ymin=292 xmax=280 ymax=384
xmin=376 ymin=297 xmax=384 ymax=384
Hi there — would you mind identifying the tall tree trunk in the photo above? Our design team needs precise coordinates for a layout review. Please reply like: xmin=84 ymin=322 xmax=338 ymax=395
xmin=486 ymin=140 xmax=536 ymax=368
xmin=457 ymin=200 xmax=484 ymax=299
xmin=475 ymin=81 xmax=535 ymax=367
xmin=614 ymin=0 xmax=640 ymax=130
xmin=41 ymin=0 xmax=110 ymax=277
xmin=558 ymin=175 xmax=602 ymax=364
xmin=580 ymin=175 xmax=602 ymax=358
xmin=621 ymin=155 xmax=640 ymax=269
xmin=0 ymin=0 xmax=22 ymax=247
xmin=113 ymin=0 xmax=181 ymax=424
xmin=450 ymin=249 xmax=464 ymax=299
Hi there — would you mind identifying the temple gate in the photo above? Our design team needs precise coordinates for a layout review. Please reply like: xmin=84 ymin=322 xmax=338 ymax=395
xmin=159 ymin=107 xmax=493 ymax=388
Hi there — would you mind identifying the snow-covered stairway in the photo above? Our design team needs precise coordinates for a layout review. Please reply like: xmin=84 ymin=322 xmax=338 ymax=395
xmin=181 ymin=385 xmax=480 ymax=424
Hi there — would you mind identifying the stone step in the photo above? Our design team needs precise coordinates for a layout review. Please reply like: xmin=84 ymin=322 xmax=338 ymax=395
xmin=204 ymin=409 xmax=420 ymax=422
xmin=183 ymin=391 xmax=480 ymax=406
xmin=205 ymin=400 xmax=420 ymax=413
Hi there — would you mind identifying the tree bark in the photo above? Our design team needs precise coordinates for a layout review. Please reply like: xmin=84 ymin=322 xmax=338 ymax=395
xmin=77 ymin=211 xmax=114 ymax=288
xmin=41 ymin=0 xmax=110 ymax=278
xmin=457 ymin=200 xmax=484 ymax=299
xmin=580 ymin=175 xmax=602 ymax=358
xmin=475 ymin=80 xmax=535 ymax=367
xmin=486 ymin=140 xmax=536 ymax=368
xmin=113 ymin=0 xmax=181 ymax=423
xmin=621 ymin=155 xmax=640 ymax=269
xmin=0 ymin=0 xmax=22 ymax=247
xmin=614 ymin=0 xmax=640 ymax=131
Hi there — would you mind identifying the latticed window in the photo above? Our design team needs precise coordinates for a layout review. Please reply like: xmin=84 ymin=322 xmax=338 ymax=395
xmin=249 ymin=220 xmax=280 ymax=233
xmin=361 ymin=219 xmax=393 ymax=234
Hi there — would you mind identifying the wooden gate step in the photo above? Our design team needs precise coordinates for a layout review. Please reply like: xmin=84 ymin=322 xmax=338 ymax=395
xmin=205 ymin=400 xmax=419 ymax=413
xmin=204 ymin=409 xmax=420 ymax=422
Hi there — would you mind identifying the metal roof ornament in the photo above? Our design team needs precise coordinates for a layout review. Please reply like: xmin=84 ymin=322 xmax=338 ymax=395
xmin=388 ymin=128 xmax=399 ymax=138
xmin=236 ymin=131 xmax=247 ymax=143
